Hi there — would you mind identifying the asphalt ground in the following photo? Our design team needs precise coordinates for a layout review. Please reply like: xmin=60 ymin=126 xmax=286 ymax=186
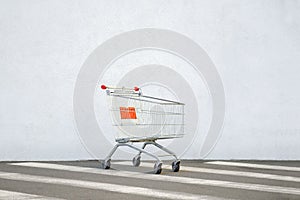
xmin=0 ymin=160 xmax=299 ymax=199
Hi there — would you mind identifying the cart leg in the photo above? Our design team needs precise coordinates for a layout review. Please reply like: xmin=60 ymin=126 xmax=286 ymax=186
xmin=132 ymin=142 xmax=150 ymax=167
xmin=101 ymin=142 xmax=162 ymax=173
xmin=148 ymin=141 xmax=178 ymax=160
xmin=124 ymin=143 xmax=163 ymax=174
xmin=101 ymin=143 xmax=121 ymax=169
xmin=147 ymin=141 xmax=181 ymax=172
xmin=123 ymin=143 xmax=161 ymax=162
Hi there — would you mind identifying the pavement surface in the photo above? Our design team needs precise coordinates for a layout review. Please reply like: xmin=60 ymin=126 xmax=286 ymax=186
xmin=0 ymin=160 xmax=300 ymax=199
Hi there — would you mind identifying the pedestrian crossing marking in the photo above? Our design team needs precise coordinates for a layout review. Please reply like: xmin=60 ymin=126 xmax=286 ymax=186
xmin=114 ymin=161 xmax=300 ymax=182
xmin=0 ymin=171 xmax=223 ymax=200
xmin=206 ymin=161 xmax=300 ymax=172
xmin=0 ymin=189 xmax=64 ymax=200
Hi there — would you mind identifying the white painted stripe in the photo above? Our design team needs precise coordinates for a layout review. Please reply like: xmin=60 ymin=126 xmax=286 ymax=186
xmin=0 ymin=172 xmax=219 ymax=200
xmin=206 ymin=161 xmax=300 ymax=172
xmin=114 ymin=161 xmax=300 ymax=182
xmin=9 ymin=162 xmax=300 ymax=196
xmin=0 ymin=189 xmax=64 ymax=200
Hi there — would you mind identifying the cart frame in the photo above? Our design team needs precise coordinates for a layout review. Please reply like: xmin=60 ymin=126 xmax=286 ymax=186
xmin=100 ymin=85 xmax=185 ymax=174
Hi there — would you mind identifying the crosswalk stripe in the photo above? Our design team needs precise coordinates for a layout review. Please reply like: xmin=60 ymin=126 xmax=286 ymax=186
xmin=0 ymin=171 xmax=222 ymax=200
xmin=9 ymin=162 xmax=300 ymax=196
xmin=205 ymin=161 xmax=300 ymax=172
xmin=0 ymin=189 xmax=64 ymax=200
xmin=113 ymin=161 xmax=300 ymax=182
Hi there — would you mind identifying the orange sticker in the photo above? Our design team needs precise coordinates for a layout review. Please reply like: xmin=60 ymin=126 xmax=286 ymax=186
xmin=120 ymin=107 xmax=137 ymax=119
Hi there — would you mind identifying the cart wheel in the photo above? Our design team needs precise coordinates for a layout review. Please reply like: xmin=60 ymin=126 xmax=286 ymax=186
xmin=132 ymin=155 xmax=141 ymax=167
xmin=172 ymin=160 xmax=180 ymax=172
xmin=102 ymin=159 xmax=111 ymax=169
xmin=154 ymin=162 xmax=162 ymax=174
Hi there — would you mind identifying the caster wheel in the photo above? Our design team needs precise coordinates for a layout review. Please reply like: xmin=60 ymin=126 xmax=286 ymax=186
xmin=132 ymin=155 xmax=141 ymax=167
xmin=102 ymin=159 xmax=111 ymax=169
xmin=172 ymin=160 xmax=180 ymax=172
xmin=154 ymin=162 xmax=162 ymax=174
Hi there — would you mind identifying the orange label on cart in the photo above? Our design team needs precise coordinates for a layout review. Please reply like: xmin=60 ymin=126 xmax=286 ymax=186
xmin=120 ymin=107 xmax=137 ymax=119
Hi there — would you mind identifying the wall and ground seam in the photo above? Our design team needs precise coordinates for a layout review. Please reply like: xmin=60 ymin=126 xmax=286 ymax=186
xmin=1 ymin=0 xmax=300 ymax=161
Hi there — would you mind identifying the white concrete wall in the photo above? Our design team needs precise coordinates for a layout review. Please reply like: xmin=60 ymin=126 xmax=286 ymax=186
xmin=1 ymin=0 xmax=300 ymax=161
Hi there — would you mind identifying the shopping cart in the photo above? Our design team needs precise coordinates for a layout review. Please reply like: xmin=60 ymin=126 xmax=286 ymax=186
xmin=100 ymin=85 xmax=185 ymax=174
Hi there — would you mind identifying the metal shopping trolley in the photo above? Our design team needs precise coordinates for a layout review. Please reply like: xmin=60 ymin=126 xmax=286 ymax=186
xmin=100 ymin=85 xmax=185 ymax=174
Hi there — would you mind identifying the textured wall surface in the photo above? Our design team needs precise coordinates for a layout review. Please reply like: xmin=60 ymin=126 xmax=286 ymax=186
xmin=1 ymin=0 xmax=300 ymax=160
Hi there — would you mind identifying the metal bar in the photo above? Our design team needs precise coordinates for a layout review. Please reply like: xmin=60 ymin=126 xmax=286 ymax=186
xmin=151 ymin=141 xmax=178 ymax=160
xmin=105 ymin=143 xmax=121 ymax=160
xmin=110 ymin=93 xmax=184 ymax=105
xmin=135 ymin=141 xmax=178 ymax=160
xmin=112 ymin=124 xmax=184 ymax=126
xmin=109 ymin=109 xmax=184 ymax=115
xmin=142 ymin=95 xmax=185 ymax=105
xmin=136 ymin=142 xmax=149 ymax=156
xmin=123 ymin=143 xmax=161 ymax=161
xmin=105 ymin=143 xmax=161 ymax=162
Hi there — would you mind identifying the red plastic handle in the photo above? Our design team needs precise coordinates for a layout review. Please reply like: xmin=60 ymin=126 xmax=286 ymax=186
xmin=101 ymin=85 xmax=139 ymax=91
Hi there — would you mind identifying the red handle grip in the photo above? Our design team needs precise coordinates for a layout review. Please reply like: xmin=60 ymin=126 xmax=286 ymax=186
xmin=100 ymin=85 xmax=139 ymax=91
